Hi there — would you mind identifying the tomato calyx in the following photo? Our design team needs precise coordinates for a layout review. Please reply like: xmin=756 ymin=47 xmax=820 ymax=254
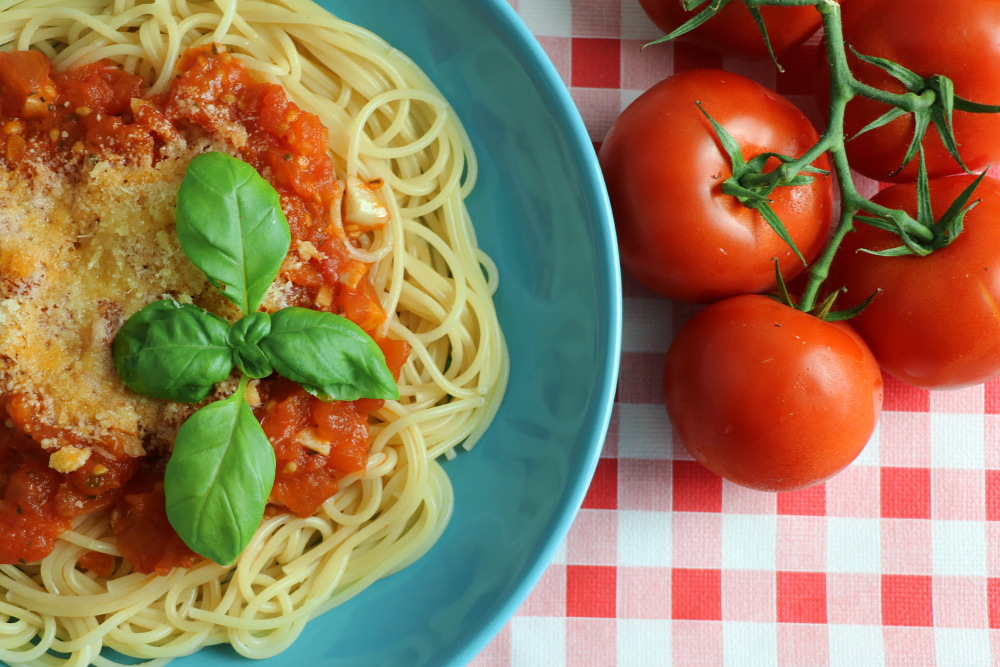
xmin=771 ymin=259 xmax=878 ymax=323
xmin=637 ymin=1 xmax=1000 ymax=321
xmin=846 ymin=47 xmax=1000 ymax=178
xmin=645 ymin=0 xmax=1000 ymax=311
xmin=853 ymin=150 xmax=990 ymax=257
xmin=646 ymin=0 xmax=786 ymax=71
xmin=697 ymin=101 xmax=828 ymax=267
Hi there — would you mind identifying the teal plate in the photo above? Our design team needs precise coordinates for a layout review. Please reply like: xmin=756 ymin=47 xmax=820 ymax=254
xmin=186 ymin=0 xmax=621 ymax=665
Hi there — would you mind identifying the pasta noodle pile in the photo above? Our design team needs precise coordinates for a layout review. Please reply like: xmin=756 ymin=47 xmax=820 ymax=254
xmin=0 ymin=0 xmax=507 ymax=664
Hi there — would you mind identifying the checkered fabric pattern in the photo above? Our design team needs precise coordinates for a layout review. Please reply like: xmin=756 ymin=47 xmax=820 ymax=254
xmin=471 ymin=1 xmax=1000 ymax=665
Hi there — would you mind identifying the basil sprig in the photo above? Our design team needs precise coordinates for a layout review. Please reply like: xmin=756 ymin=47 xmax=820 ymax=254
xmin=112 ymin=152 xmax=399 ymax=567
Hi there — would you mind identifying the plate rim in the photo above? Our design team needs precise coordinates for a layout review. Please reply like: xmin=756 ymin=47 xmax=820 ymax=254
xmin=444 ymin=1 xmax=623 ymax=664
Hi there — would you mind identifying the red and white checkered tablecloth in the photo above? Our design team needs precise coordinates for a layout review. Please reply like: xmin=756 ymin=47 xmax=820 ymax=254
xmin=471 ymin=1 xmax=1000 ymax=666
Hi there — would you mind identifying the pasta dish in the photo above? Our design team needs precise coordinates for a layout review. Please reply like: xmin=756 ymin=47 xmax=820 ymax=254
xmin=0 ymin=0 xmax=507 ymax=663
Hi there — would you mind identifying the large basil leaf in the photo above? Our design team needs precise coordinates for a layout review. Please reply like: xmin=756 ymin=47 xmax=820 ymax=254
xmin=259 ymin=308 xmax=400 ymax=401
xmin=176 ymin=152 xmax=291 ymax=315
xmin=112 ymin=299 xmax=233 ymax=403
xmin=164 ymin=382 xmax=276 ymax=567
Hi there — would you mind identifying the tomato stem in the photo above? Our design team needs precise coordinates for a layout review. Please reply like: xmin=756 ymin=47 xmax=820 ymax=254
xmin=656 ymin=0 xmax=997 ymax=313
xmin=733 ymin=0 xmax=938 ymax=311
xmin=758 ymin=1 xmax=849 ymax=310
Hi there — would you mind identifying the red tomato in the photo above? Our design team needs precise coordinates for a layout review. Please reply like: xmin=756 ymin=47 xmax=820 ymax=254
xmin=663 ymin=295 xmax=883 ymax=491
xmin=638 ymin=0 xmax=822 ymax=60
xmin=828 ymin=175 xmax=1000 ymax=389
xmin=824 ymin=0 xmax=1000 ymax=182
xmin=599 ymin=69 xmax=833 ymax=303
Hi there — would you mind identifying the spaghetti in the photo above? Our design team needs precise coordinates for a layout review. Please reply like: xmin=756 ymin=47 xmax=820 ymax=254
xmin=0 ymin=0 xmax=507 ymax=664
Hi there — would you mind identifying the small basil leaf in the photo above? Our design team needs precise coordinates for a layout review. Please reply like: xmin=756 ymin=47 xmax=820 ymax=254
xmin=112 ymin=299 xmax=233 ymax=403
xmin=228 ymin=312 xmax=274 ymax=379
xmin=176 ymin=152 xmax=291 ymax=315
xmin=260 ymin=307 xmax=400 ymax=401
xmin=235 ymin=346 xmax=273 ymax=379
xmin=164 ymin=383 xmax=275 ymax=566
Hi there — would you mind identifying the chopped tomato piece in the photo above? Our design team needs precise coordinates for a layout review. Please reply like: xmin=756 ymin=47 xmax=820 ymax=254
xmin=55 ymin=60 xmax=144 ymax=116
xmin=260 ymin=381 xmax=313 ymax=448
xmin=337 ymin=277 xmax=386 ymax=334
xmin=0 ymin=506 xmax=69 ymax=564
xmin=0 ymin=459 xmax=71 ymax=563
xmin=79 ymin=550 xmax=116 ymax=578
xmin=261 ymin=384 xmax=373 ymax=517
xmin=0 ymin=51 xmax=50 ymax=99
xmin=285 ymin=259 xmax=324 ymax=288
xmin=313 ymin=400 xmax=369 ymax=474
xmin=0 ymin=51 xmax=53 ymax=116
xmin=355 ymin=337 xmax=409 ymax=414
xmin=6 ymin=460 xmax=61 ymax=515
xmin=55 ymin=453 xmax=140 ymax=518
xmin=272 ymin=467 xmax=339 ymax=518
xmin=111 ymin=486 xmax=199 ymax=575
xmin=316 ymin=238 xmax=353 ymax=283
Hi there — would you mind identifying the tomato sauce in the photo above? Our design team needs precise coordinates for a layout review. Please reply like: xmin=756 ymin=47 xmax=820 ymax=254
xmin=0 ymin=46 xmax=409 ymax=573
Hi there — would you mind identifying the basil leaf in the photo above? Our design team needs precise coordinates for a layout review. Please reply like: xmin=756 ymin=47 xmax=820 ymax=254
xmin=176 ymin=152 xmax=291 ymax=315
xmin=228 ymin=311 xmax=273 ymax=379
xmin=260 ymin=307 xmax=400 ymax=401
xmin=164 ymin=381 xmax=275 ymax=566
xmin=112 ymin=299 xmax=233 ymax=403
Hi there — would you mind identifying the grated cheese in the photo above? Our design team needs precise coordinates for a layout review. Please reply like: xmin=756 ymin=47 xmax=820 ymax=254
xmin=49 ymin=445 xmax=91 ymax=473
xmin=0 ymin=137 xmax=297 ymax=462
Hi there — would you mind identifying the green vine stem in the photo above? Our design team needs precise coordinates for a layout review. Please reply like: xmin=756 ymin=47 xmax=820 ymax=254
xmin=709 ymin=2 xmax=992 ymax=317
xmin=655 ymin=0 xmax=1000 ymax=314
xmin=737 ymin=0 xmax=938 ymax=311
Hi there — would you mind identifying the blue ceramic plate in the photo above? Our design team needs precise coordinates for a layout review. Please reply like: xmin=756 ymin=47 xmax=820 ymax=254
xmin=186 ymin=0 xmax=621 ymax=665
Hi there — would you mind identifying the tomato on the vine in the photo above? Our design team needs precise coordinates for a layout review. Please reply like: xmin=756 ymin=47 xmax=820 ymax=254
xmin=828 ymin=175 xmax=1000 ymax=389
xmin=599 ymin=69 xmax=833 ymax=303
xmin=638 ymin=0 xmax=822 ymax=60
xmin=663 ymin=295 xmax=883 ymax=492
xmin=823 ymin=0 xmax=1000 ymax=182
